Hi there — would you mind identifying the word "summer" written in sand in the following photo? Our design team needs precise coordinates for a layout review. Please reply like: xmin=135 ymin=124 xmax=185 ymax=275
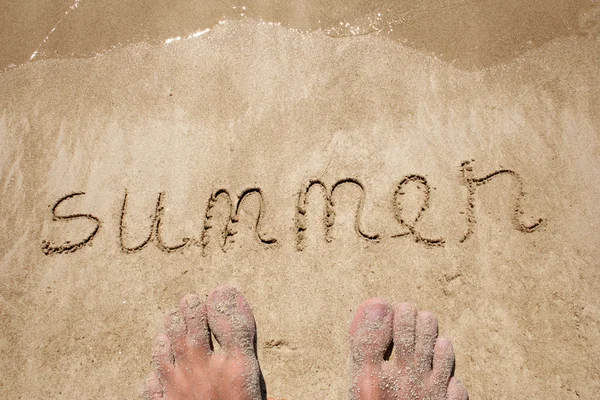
xmin=41 ymin=161 xmax=543 ymax=255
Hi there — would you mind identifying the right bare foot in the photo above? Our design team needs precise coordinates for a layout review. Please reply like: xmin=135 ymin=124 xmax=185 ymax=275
xmin=144 ymin=286 xmax=265 ymax=400
xmin=349 ymin=299 xmax=468 ymax=400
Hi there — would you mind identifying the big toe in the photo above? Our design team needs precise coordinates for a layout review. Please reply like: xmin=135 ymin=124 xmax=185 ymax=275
xmin=206 ymin=286 xmax=257 ymax=354
xmin=349 ymin=298 xmax=394 ymax=366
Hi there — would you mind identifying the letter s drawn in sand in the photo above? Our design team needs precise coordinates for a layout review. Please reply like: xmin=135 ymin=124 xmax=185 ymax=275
xmin=41 ymin=192 xmax=101 ymax=254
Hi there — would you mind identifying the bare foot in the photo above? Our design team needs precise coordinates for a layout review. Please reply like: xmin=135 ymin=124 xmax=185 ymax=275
xmin=145 ymin=286 xmax=265 ymax=400
xmin=349 ymin=299 xmax=468 ymax=400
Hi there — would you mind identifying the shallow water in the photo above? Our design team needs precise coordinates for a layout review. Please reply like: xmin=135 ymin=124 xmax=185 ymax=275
xmin=2 ymin=0 xmax=598 ymax=72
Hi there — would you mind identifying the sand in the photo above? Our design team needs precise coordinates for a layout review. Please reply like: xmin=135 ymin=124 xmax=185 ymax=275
xmin=0 ymin=2 xmax=599 ymax=399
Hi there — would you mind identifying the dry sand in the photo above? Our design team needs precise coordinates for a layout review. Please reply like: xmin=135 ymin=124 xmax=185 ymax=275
xmin=0 ymin=2 xmax=599 ymax=399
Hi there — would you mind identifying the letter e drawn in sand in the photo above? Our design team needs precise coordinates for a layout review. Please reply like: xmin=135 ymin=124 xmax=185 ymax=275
xmin=392 ymin=175 xmax=445 ymax=247
xmin=459 ymin=160 xmax=544 ymax=242
xmin=295 ymin=178 xmax=379 ymax=251
xmin=41 ymin=192 xmax=101 ymax=255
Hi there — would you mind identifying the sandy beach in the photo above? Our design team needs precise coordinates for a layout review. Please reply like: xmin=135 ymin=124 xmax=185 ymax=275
xmin=0 ymin=1 xmax=599 ymax=398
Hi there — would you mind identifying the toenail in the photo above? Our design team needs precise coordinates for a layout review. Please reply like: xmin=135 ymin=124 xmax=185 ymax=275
xmin=186 ymin=296 xmax=201 ymax=309
xmin=213 ymin=294 xmax=238 ymax=314
xmin=364 ymin=303 xmax=389 ymax=324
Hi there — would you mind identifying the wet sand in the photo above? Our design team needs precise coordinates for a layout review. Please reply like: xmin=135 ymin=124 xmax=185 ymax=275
xmin=0 ymin=2 xmax=599 ymax=399
xmin=1 ymin=0 xmax=598 ymax=71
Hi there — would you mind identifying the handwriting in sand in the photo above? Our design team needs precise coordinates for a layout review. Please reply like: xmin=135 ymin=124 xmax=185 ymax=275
xmin=41 ymin=161 xmax=543 ymax=255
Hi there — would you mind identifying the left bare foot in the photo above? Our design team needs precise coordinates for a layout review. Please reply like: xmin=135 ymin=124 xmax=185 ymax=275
xmin=145 ymin=286 xmax=265 ymax=400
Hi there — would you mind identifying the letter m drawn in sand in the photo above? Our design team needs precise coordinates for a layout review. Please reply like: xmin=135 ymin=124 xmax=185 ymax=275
xmin=200 ymin=188 xmax=277 ymax=255
xmin=295 ymin=178 xmax=379 ymax=251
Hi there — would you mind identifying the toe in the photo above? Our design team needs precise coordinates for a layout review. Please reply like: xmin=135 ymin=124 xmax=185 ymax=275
xmin=179 ymin=294 xmax=211 ymax=356
xmin=349 ymin=298 xmax=394 ymax=365
xmin=414 ymin=311 xmax=438 ymax=373
xmin=164 ymin=310 xmax=187 ymax=360
xmin=144 ymin=372 xmax=164 ymax=399
xmin=431 ymin=337 xmax=455 ymax=386
xmin=447 ymin=377 xmax=468 ymax=400
xmin=152 ymin=333 xmax=175 ymax=381
xmin=206 ymin=286 xmax=257 ymax=354
xmin=392 ymin=303 xmax=417 ymax=366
